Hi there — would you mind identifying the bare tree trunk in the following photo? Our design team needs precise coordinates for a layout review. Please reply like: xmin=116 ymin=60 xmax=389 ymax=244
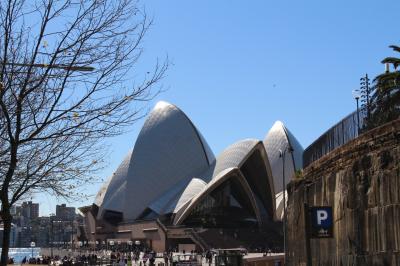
xmin=0 ymin=0 xmax=167 ymax=263
xmin=0 ymin=208 xmax=12 ymax=266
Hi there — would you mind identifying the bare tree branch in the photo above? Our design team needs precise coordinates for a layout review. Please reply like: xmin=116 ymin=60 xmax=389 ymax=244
xmin=0 ymin=1 xmax=168 ymax=264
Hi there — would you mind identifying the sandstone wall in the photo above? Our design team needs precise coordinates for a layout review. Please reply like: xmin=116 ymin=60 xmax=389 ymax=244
xmin=287 ymin=119 xmax=400 ymax=266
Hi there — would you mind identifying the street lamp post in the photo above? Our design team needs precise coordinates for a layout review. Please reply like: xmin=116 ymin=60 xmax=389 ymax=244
xmin=279 ymin=145 xmax=294 ymax=263
xmin=127 ymin=241 xmax=133 ymax=253
xmin=50 ymin=217 xmax=54 ymax=258
xmin=70 ymin=220 xmax=74 ymax=252
xmin=353 ymin=89 xmax=361 ymax=134
xmin=30 ymin=242 xmax=36 ymax=258
xmin=79 ymin=241 xmax=83 ymax=255
xmin=135 ymin=240 xmax=141 ymax=253
xmin=0 ymin=62 xmax=95 ymax=72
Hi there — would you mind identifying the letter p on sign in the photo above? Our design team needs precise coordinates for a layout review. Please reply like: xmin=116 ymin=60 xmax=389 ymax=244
xmin=317 ymin=210 xmax=328 ymax=225
xmin=310 ymin=206 xmax=333 ymax=238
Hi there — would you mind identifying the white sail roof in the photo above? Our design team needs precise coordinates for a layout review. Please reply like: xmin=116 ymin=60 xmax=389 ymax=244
xmin=123 ymin=101 xmax=215 ymax=220
xmin=275 ymin=190 xmax=287 ymax=221
xmin=92 ymin=105 xmax=305 ymax=226
xmin=94 ymin=151 xmax=132 ymax=216
xmin=263 ymin=121 xmax=303 ymax=193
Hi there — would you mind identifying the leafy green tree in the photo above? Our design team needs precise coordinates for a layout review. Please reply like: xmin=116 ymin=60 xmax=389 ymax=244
xmin=367 ymin=45 xmax=400 ymax=129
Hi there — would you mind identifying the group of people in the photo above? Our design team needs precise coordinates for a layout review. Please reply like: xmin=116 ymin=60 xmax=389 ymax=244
xmin=107 ymin=250 xmax=200 ymax=266
xmin=19 ymin=256 xmax=52 ymax=264
xmin=7 ymin=248 xmax=213 ymax=266
xmin=106 ymin=250 xmax=160 ymax=266
xmin=60 ymin=254 xmax=99 ymax=266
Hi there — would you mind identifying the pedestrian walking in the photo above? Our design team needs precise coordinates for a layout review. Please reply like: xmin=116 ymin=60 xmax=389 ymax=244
xmin=163 ymin=252 xmax=169 ymax=265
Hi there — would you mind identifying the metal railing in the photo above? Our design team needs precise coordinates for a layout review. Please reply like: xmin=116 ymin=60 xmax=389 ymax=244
xmin=303 ymin=110 xmax=366 ymax=168
xmin=303 ymin=81 xmax=400 ymax=168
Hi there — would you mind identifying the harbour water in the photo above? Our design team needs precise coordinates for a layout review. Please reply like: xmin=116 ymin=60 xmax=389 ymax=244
xmin=0 ymin=248 xmax=41 ymax=263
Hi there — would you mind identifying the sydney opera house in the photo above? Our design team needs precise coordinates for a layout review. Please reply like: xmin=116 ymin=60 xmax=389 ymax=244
xmin=80 ymin=101 xmax=303 ymax=252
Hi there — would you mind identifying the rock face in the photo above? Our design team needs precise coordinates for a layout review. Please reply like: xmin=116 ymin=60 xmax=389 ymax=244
xmin=287 ymin=119 xmax=400 ymax=266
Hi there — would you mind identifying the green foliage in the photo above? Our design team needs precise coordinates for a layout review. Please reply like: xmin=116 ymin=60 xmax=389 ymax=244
xmin=295 ymin=169 xmax=304 ymax=180
xmin=367 ymin=45 xmax=400 ymax=130
xmin=381 ymin=57 xmax=400 ymax=69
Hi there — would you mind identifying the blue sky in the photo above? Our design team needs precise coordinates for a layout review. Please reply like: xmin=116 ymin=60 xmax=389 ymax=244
xmin=37 ymin=0 xmax=400 ymax=215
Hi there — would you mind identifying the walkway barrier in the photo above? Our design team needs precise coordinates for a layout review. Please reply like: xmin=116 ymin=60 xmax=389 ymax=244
xmin=303 ymin=110 xmax=366 ymax=168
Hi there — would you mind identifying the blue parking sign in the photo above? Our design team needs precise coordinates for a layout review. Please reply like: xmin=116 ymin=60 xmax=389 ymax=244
xmin=309 ymin=206 xmax=333 ymax=238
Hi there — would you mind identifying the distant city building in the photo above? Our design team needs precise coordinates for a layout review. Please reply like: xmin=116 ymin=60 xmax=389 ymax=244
xmin=56 ymin=204 xmax=76 ymax=221
xmin=0 ymin=223 xmax=18 ymax=247
xmin=10 ymin=205 xmax=17 ymax=216
xmin=7 ymin=201 xmax=83 ymax=248
xmin=32 ymin=217 xmax=51 ymax=247
xmin=49 ymin=215 xmax=75 ymax=248
xmin=10 ymin=201 xmax=40 ymax=247
xmin=17 ymin=226 xmax=32 ymax=247
xmin=20 ymin=201 xmax=39 ymax=220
